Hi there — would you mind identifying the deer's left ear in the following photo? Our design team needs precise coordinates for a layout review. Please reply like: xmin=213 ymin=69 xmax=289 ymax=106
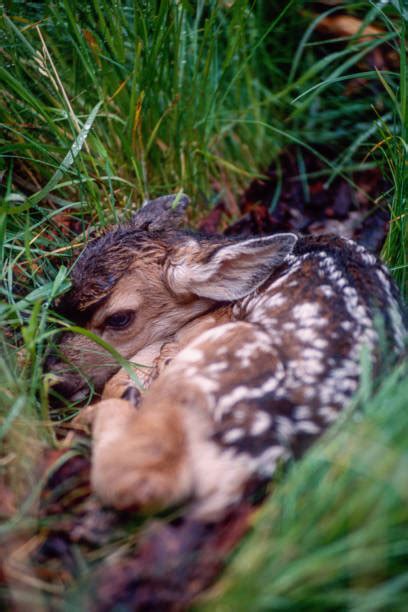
xmin=166 ymin=233 xmax=297 ymax=301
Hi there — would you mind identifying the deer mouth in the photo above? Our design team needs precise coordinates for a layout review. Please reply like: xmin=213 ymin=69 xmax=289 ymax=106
xmin=47 ymin=371 xmax=89 ymax=404
xmin=45 ymin=352 xmax=93 ymax=405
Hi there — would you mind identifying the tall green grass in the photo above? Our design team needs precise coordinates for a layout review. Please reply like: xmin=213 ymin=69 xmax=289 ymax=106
xmin=379 ymin=5 xmax=408 ymax=296
xmin=1 ymin=1 xmax=403 ymax=216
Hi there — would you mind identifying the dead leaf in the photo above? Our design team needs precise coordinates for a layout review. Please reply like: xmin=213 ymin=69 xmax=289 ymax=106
xmin=315 ymin=15 xmax=384 ymax=42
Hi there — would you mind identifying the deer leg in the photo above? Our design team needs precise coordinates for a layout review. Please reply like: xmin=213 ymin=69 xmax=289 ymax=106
xmin=91 ymin=396 xmax=195 ymax=513
xmin=90 ymin=321 xmax=265 ymax=520
xmin=90 ymin=374 xmax=253 ymax=520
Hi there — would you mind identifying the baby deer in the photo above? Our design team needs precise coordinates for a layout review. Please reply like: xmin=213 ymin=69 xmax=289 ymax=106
xmin=49 ymin=195 xmax=407 ymax=520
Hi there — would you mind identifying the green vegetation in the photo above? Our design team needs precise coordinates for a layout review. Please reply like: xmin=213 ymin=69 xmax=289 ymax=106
xmin=0 ymin=1 xmax=407 ymax=609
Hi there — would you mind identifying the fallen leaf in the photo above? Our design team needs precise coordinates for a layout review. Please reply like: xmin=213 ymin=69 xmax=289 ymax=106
xmin=315 ymin=14 xmax=384 ymax=42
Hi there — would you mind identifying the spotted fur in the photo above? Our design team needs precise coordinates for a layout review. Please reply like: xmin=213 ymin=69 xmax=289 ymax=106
xmin=50 ymin=197 xmax=407 ymax=520
xmin=165 ymin=235 xmax=407 ymax=470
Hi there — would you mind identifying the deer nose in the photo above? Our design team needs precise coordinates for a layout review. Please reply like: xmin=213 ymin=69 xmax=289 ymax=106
xmin=47 ymin=369 xmax=88 ymax=406
xmin=44 ymin=351 xmax=83 ymax=403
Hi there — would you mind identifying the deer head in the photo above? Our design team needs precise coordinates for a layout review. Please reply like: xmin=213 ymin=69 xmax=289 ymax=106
xmin=47 ymin=194 xmax=297 ymax=401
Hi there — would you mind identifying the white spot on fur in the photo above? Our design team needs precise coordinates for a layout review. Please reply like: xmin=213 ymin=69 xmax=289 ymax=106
xmin=206 ymin=362 xmax=228 ymax=374
xmin=232 ymin=303 xmax=241 ymax=318
xmin=223 ymin=428 xmax=245 ymax=444
xmin=304 ymin=387 xmax=316 ymax=400
xmin=256 ymin=446 xmax=287 ymax=476
xmin=288 ymin=357 xmax=324 ymax=377
xmin=234 ymin=337 xmax=273 ymax=368
xmin=191 ymin=323 xmax=237 ymax=345
xmin=333 ymin=392 xmax=348 ymax=405
xmin=293 ymin=302 xmax=320 ymax=321
xmin=315 ymin=338 xmax=328 ymax=349
xmin=295 ymin=405 xmax=311 ymax=419
xmin=357 ymin=248 xmax=376 ymax=265
xmin=184 ymin=366 xmax=199 ymax=377
xmin=319 ymin=406 xmax=339 ymax=423
xmin=297 ymin=328 xmax=317 ymax=343
xmin=251 ymin=411 xmax=271 ymax=436
xmin=296 ymin=421 xmax=320 ymax=435
xmin=214 ymin=375 xmax=281 ymax=420
xmin=177 ymin=347 xmax=204 ymax=363
xmin=303 ymin=348 xmax=323 ymax=361
xmin=216 ymin=346 xmax=228 ymax=356
xmin=319 ymin=285 xmax=334 ymax=298
xmin=276 ymin=416 xmax=295 ymax=440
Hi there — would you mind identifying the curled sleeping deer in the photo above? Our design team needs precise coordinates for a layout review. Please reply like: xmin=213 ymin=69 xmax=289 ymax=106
xmin=48 ymin=194 xmax=407 ymax=520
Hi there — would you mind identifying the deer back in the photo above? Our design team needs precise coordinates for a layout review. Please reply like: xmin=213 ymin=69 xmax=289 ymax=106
xmin=173 ymin=234 xmax=406 ymax=468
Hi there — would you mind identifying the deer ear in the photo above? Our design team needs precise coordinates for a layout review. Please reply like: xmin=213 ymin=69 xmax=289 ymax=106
xmin=132 ymin=193 xmax=189 ymax=231
xmin=166 ymin=233 xmax=297 ymax=301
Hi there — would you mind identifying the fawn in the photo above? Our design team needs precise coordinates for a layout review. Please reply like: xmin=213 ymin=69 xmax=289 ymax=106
xmin=48 ymin=194 xmax=407 ymax=520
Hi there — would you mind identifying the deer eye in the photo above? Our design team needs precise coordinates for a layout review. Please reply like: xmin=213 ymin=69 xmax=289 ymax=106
xmin=104 ymin=310 xmax=135 ymax=330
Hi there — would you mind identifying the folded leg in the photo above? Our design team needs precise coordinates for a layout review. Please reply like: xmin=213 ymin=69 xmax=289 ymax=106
xmin=90 ymin=321 xmax=263 ymax=520
xmin=91 ymin=397 xmax=195 ymax=512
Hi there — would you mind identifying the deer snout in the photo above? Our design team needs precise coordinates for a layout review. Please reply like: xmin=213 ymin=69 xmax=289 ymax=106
xmin=44 ymin=351 xmax=89 ymax=403
xmin=51 ymin=375 xmax=89 ymax=403
xmin=45 ymin=328 xmax=122 ymax=402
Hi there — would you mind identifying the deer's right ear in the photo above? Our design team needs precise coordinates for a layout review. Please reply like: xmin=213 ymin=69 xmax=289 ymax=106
xmin=132 ymin=194 xmax=189 ymax=231
xmin=165 ymin=233 xmax=297 ymax=301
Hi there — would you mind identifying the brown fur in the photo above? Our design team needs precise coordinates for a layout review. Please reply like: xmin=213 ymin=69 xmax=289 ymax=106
xmin=92 ymin=398 xmax=194 ymax=512
xmin=48 ymin=197 xmax=406 ymax=520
